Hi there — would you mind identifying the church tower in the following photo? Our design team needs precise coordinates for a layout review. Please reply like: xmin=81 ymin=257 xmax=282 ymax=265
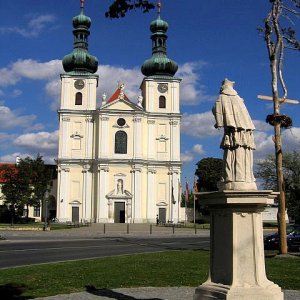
xmin=140 ymin=2 xmax=181 ymax=223
xmin=56 ymin=0 xmax=98 ymax=222
xmin=56 ymin=1 xmax=181 ymax=224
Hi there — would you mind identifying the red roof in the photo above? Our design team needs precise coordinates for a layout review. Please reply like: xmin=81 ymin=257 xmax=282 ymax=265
xmin=0 ymin=164 xmax=17 ymax=183
xmin=107 ymin=88 xmax=130 ymax=103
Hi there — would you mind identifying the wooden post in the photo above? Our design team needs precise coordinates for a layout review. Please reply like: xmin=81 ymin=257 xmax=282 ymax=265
xmin=258 ymin=94 xmax=299 ymax=254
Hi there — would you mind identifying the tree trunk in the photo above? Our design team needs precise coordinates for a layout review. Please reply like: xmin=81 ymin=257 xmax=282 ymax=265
xmin=272 ymin=87 xmax=288 ymax=254
xmin=274 ymin=122 xmax=288 ymax=254
xmin=26 ymin=204 xmax=29 ymax=220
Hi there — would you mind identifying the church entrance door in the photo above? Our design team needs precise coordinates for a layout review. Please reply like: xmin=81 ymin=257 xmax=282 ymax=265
xmin=72 ymin=206 xmax=79 ymax=223
xmin=114 ymin=202 xmax=125 ymax=223
xmin=159 ymin=208 xmax=166 ymax=224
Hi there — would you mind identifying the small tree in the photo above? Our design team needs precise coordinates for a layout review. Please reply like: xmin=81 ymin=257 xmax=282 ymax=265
xmin=259 ymin=0 xmax=300 ymax=254
xmin=195 ymin=157 xmax=223 ymax=192
xmin=21 ymin=155 xmax=53 ymax=221
xmin=0 ymin=165 xmax=29 ymax=224
xmin=256 ymin=151 xmax=300 ymax=223
xmin=0 ymin=155 xmax=53 ymax=223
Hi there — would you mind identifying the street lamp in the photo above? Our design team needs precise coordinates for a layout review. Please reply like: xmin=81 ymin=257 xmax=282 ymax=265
xmin=43 ymin=190 xmax=49 ymax=231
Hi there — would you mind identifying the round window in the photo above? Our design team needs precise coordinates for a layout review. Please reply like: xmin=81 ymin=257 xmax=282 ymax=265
xmin=117 ymin=118 xmax=126 ymax=127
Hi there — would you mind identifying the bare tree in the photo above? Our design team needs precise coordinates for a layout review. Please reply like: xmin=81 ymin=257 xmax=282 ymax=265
xmin=259 ymin=0 xmax=300 ymax=254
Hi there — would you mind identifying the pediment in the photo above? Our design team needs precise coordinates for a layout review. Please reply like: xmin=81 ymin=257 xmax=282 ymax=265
xmin=100 ymin=98 xmax=143 ymax=112
xmin=106 ymin=189 xmax=133 ymax=199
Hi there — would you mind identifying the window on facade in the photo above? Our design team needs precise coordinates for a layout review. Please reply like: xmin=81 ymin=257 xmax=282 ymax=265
xmin=159 ymin=96 xmax=166 ymax=108
xmin=33 ymin=206 xmax=40 ymax=217
xmin=115 ymin=130 xmax=127 ymax=154
xmin=117 ymin=118 xmax=126 ymax=127
xmin=75 ymin=92 xmax=82 ymax=105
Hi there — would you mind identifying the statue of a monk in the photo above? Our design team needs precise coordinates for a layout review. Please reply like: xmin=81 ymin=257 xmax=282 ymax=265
xmin=212 ymin=79 xmax=257 ymax=190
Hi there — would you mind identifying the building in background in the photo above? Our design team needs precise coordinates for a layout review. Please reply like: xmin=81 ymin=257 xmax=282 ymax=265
xmin=0 ymin=160 xmax=57 ymax=223
xmin=56 ymin=1 xmax=182 ymax=223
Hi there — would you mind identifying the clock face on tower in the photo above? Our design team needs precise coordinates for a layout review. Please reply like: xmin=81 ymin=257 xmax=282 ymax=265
xmin=157 ymin=83 xmax=168 ymax=93
xmin=74 ymin=79 xmax=85 ymax=90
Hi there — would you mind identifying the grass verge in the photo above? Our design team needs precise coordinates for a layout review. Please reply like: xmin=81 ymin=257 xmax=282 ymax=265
xmin=0 ymin=250 xmax=299 ymax=299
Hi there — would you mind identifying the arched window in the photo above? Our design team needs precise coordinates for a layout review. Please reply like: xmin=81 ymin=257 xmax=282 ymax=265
xmin=159 ymin=96 xmax=166 ymax=108
xmin=115 ymin=130 xmax=127 ymax=154
xmin=75 ymin=92 xmax=82 ymax=105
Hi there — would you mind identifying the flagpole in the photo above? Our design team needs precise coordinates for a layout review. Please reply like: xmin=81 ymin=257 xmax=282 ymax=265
xmin=185 ymin=177 xmax=187 ymax=224
xmin=171 ymin=178 xmax=173 ymax=223
xmin=194 ymin=193 xmax=196 ymax=226
xmin=193 ymin=176 xmax=198 ymax=226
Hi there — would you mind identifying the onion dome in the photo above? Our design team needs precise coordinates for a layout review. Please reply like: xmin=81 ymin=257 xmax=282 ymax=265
xmin=141 ymin=4 xmax=178 ymax=78
xmin=150 ymin=17 xmax=168 ymax=33
xmin=62 ymin=0 xmax=98 ymax=74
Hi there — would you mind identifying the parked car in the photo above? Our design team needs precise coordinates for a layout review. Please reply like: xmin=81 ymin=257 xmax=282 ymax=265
xmin=287 ymin=226 xmax=300 ymax=251
xmin=264 ymin=224 xmax=300 ymax=251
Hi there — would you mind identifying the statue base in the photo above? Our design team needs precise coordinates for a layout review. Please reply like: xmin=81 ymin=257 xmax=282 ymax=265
xmin=193 ymin=190 xmax=283 ymax=300
xmin=218 ymin=181 xmax=257 ymax=191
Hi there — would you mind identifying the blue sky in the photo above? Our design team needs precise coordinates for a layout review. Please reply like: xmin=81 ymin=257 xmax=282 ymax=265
xmin=0 ymin=0 xmax=300 ymax=186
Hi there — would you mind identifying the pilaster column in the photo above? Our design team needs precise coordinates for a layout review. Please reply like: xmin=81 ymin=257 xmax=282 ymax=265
xmin=131 ymin=167 xmax=142 ymax=223
xmin=99 ymin=116 xmax=109 ymax=158
xmin=147 ymin=120 xmax=155 ymax=160
xmin=57 ymin=165 xmax=70 ymax=222
xmin=147 ymin=168 xmax=157 ymax=222
xmin=97 ymin=165 xmax=109 ymax=222
xmin=85 ymin=116 xmax=94 ymax=159
xmin=168 ymin=169 xmax=180 ymax=223
xmin=82 ymin=164 xmax=92 ymax=222
xmin=60 ymin=117 xmax=70 ymax=158
xmin=171 ymin=81 xmax=180 ymax=113
xmin=133 ymin=117 xmax=142 ymax=159
xmin=169 ymin=120 xmax=180 ymax=161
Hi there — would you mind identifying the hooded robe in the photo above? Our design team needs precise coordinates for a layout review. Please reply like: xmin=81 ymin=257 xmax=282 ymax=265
xmin=212 ymin=79 xmax=257 ymax=190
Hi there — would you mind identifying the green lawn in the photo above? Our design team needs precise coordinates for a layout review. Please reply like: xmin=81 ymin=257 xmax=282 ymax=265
xmin=0 ymin=250 xmax=299 ymax=299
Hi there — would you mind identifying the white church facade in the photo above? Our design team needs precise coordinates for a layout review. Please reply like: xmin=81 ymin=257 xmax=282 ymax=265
xmin=56 ymin=1 xmax=181 ymax=224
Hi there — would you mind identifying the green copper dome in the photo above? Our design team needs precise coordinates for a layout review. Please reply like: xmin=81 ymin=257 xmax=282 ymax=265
xmin=72 ymin=12 xmax=91 ymax=29
xmin=150 ymin=17 xmax=168 ymax=33
xmin=141 ymin=15 xmax=178 ymax=77
xmin=62 ymin=2 xmax=98 ymax=74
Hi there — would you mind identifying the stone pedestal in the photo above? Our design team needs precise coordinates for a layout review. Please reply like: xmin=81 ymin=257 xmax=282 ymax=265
xmin=194 ymin=190 xmax=283 ymax=300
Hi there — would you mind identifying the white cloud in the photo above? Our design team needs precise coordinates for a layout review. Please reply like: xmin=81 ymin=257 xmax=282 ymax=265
xmin=254 ymin=127 xmax=300 ymax=159
xmin=13 ymin=130 xmax=59 ymax=153
xmin=181 ymin=111 xmax=221 ymax=138
xmin=181 ymin=143 xmax=206 ymax=163
xmin=0 ymin=105 xmax=36 ymax=130
xmin=177 ymin=62 xmax=215 ymax=105
xmin=0 ymin=59 xmax=62 ymax=87
xmin=0 ymin=14 xmax=56 ymax=38
xmin=253 ymin=119 xmax=272 ymax=132
xmin=0 ymin=152 xmax=55 ymax=165
xmin=0 ymin=152 xmax=23 ymax=164
xmin=0 ymin=59 xmax=210 ymax=112
xmin=192 ymin=144 xmax=205 ymax=154
xmin=97 ymin=64 xmax=143 ymax=99
xmin=181 ymin=151 xmax=194 ymax=163
xmin=12 ymin=89 xmax=22 ymax=97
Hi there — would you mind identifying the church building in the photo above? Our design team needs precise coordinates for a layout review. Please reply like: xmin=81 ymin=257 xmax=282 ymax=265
xmin=56 ymin=1 xmax=182 ymax=224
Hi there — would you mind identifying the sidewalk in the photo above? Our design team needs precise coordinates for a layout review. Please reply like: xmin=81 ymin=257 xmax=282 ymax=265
xmin=35 ymin=287 xmax=300 ymax=300
xmin=0 ymin=223 xmax=210 ymax=240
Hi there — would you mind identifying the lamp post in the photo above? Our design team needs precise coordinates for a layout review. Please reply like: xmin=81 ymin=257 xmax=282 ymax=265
xmin=44 ymin=190 xmax=49 ymax=231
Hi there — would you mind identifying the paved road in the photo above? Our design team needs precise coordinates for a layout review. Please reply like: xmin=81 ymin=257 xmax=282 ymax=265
xmin=0 ymin=236 xmax=210 ymax=269
xmin=0 ymin=224 xmax=210 ymax=268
